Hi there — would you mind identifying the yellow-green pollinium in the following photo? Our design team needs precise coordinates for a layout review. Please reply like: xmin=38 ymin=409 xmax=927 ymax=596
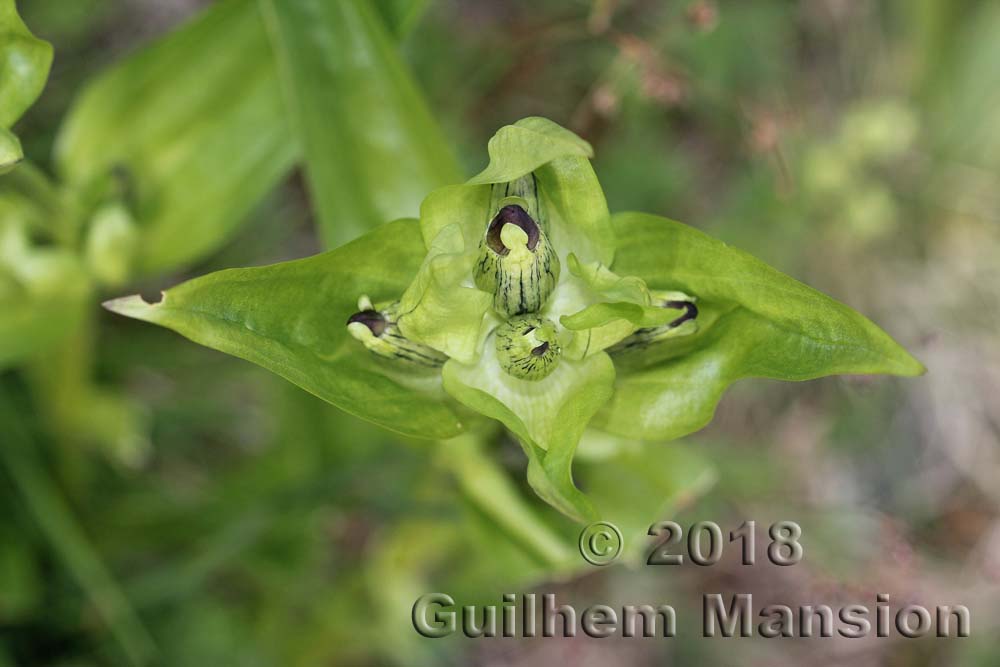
xmin=495 ymin=315 xmax=561 ymax=381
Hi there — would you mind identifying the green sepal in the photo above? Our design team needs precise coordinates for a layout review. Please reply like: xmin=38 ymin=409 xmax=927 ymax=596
xmin=442 ymin=346 xmax=615 ymax=522
xmin=468 ymin=118 xmax=614 ymax=265
xmin=467 ymin=117 xmax=593 ymax=186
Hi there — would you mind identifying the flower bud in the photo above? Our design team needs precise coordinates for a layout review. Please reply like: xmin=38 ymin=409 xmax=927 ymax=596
xmin=473 ymin=203 xmax=560 ymax=317
xmin=347 ymin=296 xmax=447 ymax=367
xmin=495 ymin=315 xmax=561 ymax=381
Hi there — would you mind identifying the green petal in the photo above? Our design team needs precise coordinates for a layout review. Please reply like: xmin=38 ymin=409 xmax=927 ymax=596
xmin=104 ymin=219 xmax=465 ymax=440
xmin=0 ymin=0 xmax=53 ymax=129
xmin=397 ymin=223 xmax=492 ymax=363
xmin=595 ymin=212 xmax=925 ymax=441
xmin=557 ymin=253 xmax=680 ymax=358
xmin=442 ymin=345 xmax=615 ymax=522
xmin=418 ymin=182 xmax=490 ymax=252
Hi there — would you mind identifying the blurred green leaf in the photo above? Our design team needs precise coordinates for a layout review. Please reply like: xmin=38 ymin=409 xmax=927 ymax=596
xmin=54 ymin=0 xmax=296 ymax=275
xmin=0 ymin=394 xmax=157 ymax=666
xmin=259 ymin=0 xmax=461 ymax=249
xmin=596 ymin=212 xmax=925 ymax=440
xmin=0 ymin=127 xmax=21 ymax=173
xmin=0 ymin=0 xmax=53 ymax=129
xmin=373 ymin=0 xmax=430 ymax=38
xmin=104 ymin=219 xmax=466 ymax=440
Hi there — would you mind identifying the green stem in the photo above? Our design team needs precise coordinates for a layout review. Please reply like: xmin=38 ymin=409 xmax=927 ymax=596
xmin=438 ymin=433 xmax=572 ymax=568
xmin=0 ymin=160 xmax=73 ymax=243
xmin=0 ymin=394 xmax=158 ymax=667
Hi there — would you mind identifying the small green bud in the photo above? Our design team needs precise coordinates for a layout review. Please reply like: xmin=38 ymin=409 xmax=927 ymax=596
xmin=473 ymin=203 xmax=560 ymax=317
xmin=85 ymin=201 xmax=138 ymax=287
xmin=495 ymin=315 xmax=561 ymax=381
xmin=347 ymin=296 xmax=448 ymax=367
xmin=609 ymin=291 xmax=699 ymax=354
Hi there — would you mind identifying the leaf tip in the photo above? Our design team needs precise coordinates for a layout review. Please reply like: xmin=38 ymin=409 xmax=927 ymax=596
xmin=898 ymin=353 xmax=928 ymax=377
xmin=102 ymin=293 xmax=164 ymax=321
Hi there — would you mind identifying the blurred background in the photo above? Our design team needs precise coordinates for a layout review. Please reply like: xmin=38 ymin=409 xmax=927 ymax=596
xmin=3 ymin=0 xmax=1000 ymax=664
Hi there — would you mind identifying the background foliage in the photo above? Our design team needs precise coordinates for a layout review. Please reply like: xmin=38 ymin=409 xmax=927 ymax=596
xmin=2 ymin=0 xmax=999 ymax=665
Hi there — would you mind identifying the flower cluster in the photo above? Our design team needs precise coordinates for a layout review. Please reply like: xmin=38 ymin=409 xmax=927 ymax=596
xmin=109 ymin=117 xmax=922 ymax=522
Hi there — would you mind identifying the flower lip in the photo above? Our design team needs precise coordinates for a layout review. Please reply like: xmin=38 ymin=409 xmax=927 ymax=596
xmin=347 ymin=310 xmax=387 ymax=336
xmin=485 ymin=205 xmax=540 ymax=256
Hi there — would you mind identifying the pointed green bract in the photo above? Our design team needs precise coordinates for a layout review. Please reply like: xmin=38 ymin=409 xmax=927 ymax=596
xmin=104 ymin=219 xmax=465 ymax=440
xmin=259 ymin=0 xmax=461 ymax=249
xmin=594 ymin=211 xmax=924 ymax=440
xmin=0 ymin=0 xmax=53 ymax=130
xmin=55 ymin=0 xmax=295 ymax=275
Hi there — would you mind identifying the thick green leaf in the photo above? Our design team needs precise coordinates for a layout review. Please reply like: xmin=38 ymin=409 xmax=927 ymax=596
xmin=260 ymin=0 xmax=461 ymax=249
xmin=0 ymin=0 xmax=53 ymax=129
xmin=372 ymin=0 xmax=430 ymax=38
xmin=595 ymin=212 xmax=924 ymax=440
xmin=442 ymin=349 xmax=615 ymax=522
xmin=54 ymin=0 xmax=295 ymax=275
xmin=104 ymin=219 xmax=465 ymax=440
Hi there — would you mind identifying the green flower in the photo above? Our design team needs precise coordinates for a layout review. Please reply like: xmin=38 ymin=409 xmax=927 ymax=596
xmin=106 ymin=117 xmax=923 ymax=522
